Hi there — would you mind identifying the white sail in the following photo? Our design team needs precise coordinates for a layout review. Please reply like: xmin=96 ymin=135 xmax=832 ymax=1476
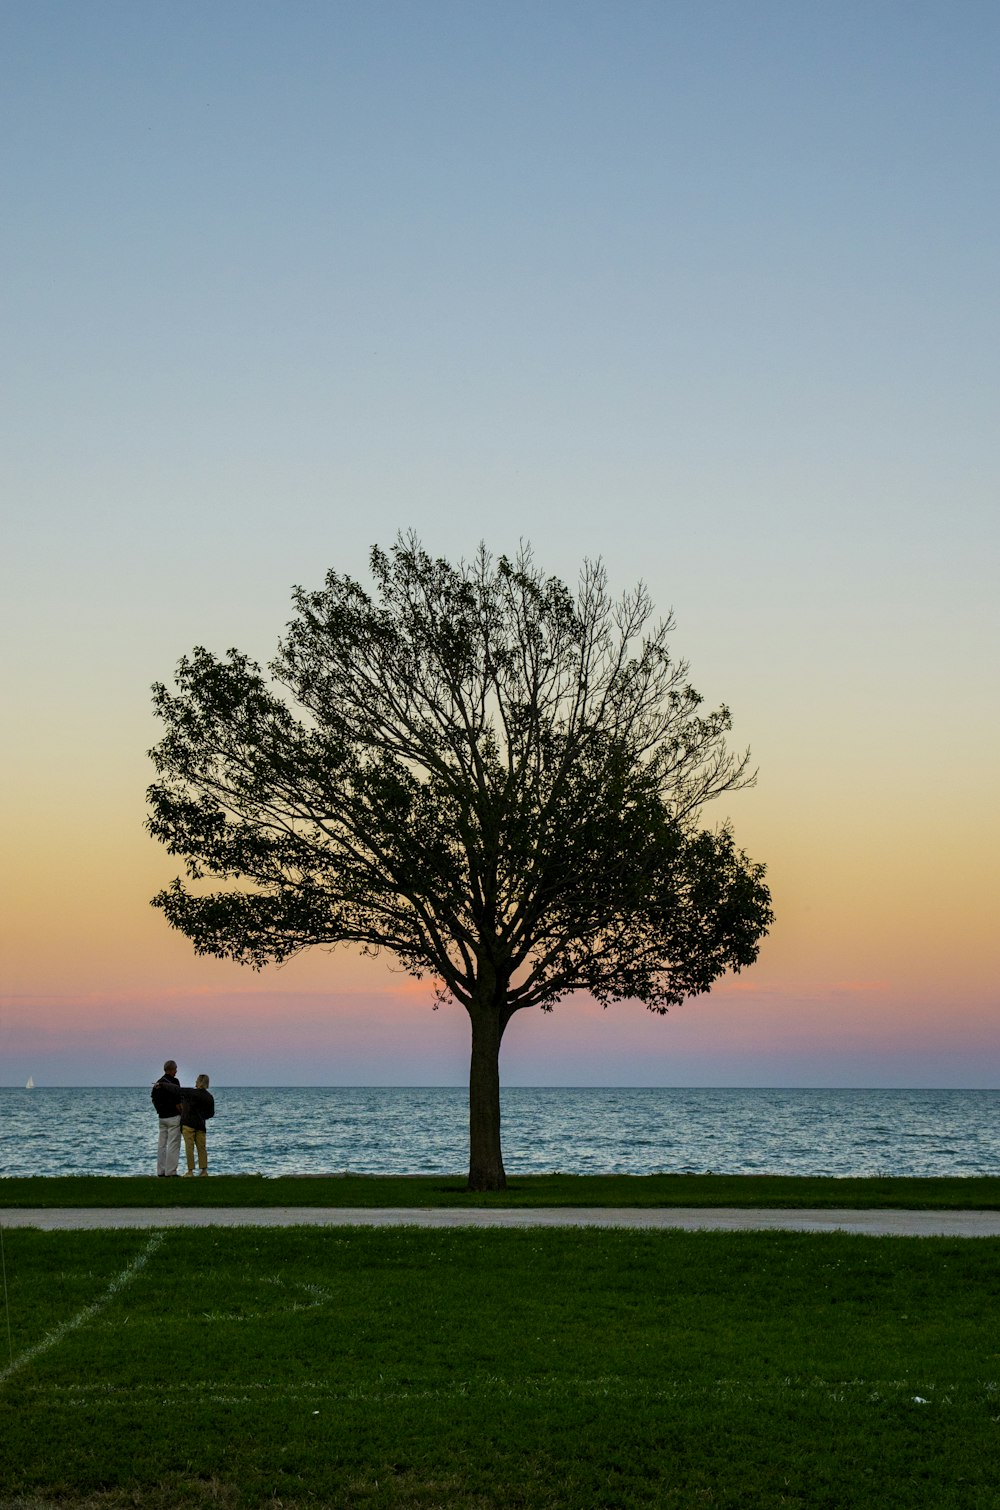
xmin=25 ymin=1076 xmax=35 ymax=1089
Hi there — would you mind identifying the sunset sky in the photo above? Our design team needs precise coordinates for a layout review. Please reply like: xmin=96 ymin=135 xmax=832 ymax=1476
xmin=3 ymin=2 xmax=998 ymax=1088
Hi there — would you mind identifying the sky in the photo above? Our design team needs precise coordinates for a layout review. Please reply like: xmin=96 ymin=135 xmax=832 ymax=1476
xmin=2 ymin=1 xmax=998 ymax=1088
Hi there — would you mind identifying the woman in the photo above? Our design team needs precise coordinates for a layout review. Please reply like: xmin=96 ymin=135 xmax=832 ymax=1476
xmin=179 ymin=1073 xmax=215 ymax=1177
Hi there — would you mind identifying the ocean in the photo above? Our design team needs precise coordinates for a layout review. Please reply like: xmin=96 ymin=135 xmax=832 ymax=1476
xmin=1 ymin=1086 xmax=998 ymax=1179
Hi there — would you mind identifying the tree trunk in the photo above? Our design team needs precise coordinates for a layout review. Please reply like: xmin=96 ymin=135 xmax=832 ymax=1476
xmin=467 ymin=999 xmax=507 ymax=1191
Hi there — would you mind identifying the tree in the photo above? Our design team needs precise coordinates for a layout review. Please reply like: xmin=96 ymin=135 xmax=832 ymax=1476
xmin=147 ymin=537 xmax=773 ymax=1189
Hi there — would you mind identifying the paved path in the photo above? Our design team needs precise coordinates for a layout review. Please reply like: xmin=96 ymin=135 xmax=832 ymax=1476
xmin=4 ymin=1206 xmax=1000 ymax=1236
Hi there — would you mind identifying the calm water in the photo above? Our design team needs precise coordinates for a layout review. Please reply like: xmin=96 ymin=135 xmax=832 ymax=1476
xmin=1 ymin=1087 xmax=998 ymax=1179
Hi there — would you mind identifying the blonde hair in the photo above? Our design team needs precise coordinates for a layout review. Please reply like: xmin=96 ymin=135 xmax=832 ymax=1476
xmin=195 ymin=1073 xmax=210 ymax=1089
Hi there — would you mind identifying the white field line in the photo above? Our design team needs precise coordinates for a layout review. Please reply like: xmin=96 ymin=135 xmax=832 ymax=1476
xmin=0 ymin=1229 xmax=165 ymax=1387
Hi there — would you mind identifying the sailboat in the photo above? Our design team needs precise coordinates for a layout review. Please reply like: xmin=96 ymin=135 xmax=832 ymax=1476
xmin=25 ymin=1076 xmax=35 ymax=1090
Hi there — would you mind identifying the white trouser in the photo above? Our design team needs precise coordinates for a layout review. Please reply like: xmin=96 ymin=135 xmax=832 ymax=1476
xmin=157 ymin=1115 xmax=182 ymax=1176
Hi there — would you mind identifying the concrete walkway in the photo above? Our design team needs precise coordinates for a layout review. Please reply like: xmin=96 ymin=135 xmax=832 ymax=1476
xmin=4 ymin=1206 xmax=1000 ymax=1236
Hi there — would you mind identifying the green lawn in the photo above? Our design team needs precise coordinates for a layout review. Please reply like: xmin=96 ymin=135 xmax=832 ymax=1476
xmin=2 ymin=1225 xmax=1000 ymax=1508
xmin=3 ymin=1171 xmax=1000 ymax=1209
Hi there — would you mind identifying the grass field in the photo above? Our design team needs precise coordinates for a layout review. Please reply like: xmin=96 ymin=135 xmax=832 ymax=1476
xmin=2 ymin=1223 xmax=1000 ymax=1508
xmin=4 ymin=1172 xmax=1000 ymax=1210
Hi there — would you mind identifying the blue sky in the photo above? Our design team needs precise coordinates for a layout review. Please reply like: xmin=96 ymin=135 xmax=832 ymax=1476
xmin=2 ymin=2 xmax=998 ymax=1085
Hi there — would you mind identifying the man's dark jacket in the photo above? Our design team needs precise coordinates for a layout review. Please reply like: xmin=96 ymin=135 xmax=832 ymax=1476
xmin=151 ymin=1075 xmax=180 ymax=1118
xmin=180 ymin=1088 xmax=215 ymax=1132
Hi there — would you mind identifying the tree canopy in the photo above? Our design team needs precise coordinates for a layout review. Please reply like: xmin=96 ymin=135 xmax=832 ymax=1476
xmin=147 ymin=537 xmax=773 ymax=1187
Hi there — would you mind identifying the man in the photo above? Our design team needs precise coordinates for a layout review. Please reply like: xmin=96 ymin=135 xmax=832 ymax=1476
xmin=151 ymin=1059 xmax=182 ymax=1176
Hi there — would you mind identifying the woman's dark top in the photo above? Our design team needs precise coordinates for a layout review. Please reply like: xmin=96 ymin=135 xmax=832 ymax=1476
xmin=179 ymin=1088 xmax=215 ymax=1132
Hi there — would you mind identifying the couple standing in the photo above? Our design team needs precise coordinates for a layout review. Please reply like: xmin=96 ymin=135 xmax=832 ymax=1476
xmin=151 ymin=1059 xmax=215 ymax=1177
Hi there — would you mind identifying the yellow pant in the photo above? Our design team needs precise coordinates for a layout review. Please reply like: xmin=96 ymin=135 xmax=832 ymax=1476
xmin=182 ymin=1125 xmax=208 ymax=1174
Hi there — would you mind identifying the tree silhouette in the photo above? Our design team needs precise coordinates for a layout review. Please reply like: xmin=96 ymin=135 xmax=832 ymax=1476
xmin=147 ymin=537 xmax=772 ymax=1188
